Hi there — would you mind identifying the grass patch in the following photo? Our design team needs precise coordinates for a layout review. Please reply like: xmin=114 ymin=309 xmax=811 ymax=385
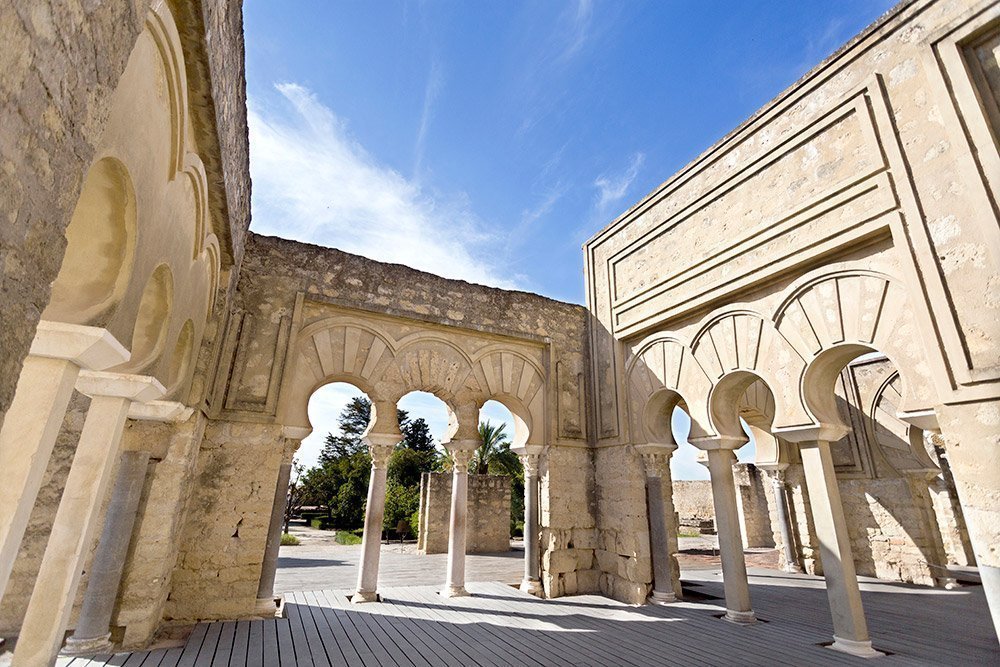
xmin=335 ymin=530 xmax=363 ymax=545
xmin=678 ymin=530 xmax=702 ymax=538
xmin=280 ymin=532 xmax=301 ymax=546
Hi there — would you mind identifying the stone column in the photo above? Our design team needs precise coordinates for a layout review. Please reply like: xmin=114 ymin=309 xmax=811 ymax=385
xmin=0 ymin=322 xmax=128 ymax=602
xmin=352 ymin=434 xmax=396 ymax=603
xmin=13 ymin=371 xmax=163 ymax=667
xmin=516 ymin=448 xmax=543 ymax=596
xmin=637 ymin=444 xmax=679 ymax=604
xmin=442 ymin=440 xmax=477 ymax=598
xmin=62 ymin=399 xmax=193 ymax=656
xmin=705 ymin=446 xmax=756 ymax=623
xmin=62 ymin=449 xmax=150 ymax=655
xmin=255 ymin=435 xmax=302 ymax=615
xmin=799 ymin=439 xmax=881 ymax=658
xmin=768 ymin=466 xmax=802 ymax=573
xmin=936 ymin=399 xmax=1000 ymax=644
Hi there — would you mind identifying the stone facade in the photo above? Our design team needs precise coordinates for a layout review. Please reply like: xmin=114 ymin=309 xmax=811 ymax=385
xmin=1 ymin=1 xmax=998 ymax=663
xmin=672 ymin=480 xmax=716 ymax=531
xmin=418 ymin=473 xmax=511 ymax=555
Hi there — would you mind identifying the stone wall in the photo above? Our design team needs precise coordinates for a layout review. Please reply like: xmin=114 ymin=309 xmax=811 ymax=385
xmin=163 ymin=421 xmax=284 ymax=624
xmin=417 ymin=473 xmax=511 ymax=555
xmin=672 ymin=481 xmax=715 ymax=530
xmin=540 ymin=445 xmax=599 ymax=598
xmin=733 ymin=464 xmax=775 ymax=549
xmin=115 ymin=414 xmax=207 ymax=648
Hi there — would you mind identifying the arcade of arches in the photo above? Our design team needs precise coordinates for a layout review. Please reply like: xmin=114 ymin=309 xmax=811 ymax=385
xmin=1 ymin=0 xmax=999 ymax=664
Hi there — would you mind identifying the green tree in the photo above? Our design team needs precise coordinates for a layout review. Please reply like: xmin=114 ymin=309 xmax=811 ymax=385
xmin=471 ymin=420 xmax=525 ymax=537
xmin=401 ymin=415 xmax=435 ymax=451
xmin=383 ymin=480 xmax=421 ymax=534
xmin=471 ymin=420 xmax=521 ymax=476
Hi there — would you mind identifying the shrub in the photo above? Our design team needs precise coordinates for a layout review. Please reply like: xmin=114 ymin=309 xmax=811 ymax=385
xmin=335 ymin=530 xmax=363 ymax=545
xmin=280 ymin=532 xmax=301 ymax=546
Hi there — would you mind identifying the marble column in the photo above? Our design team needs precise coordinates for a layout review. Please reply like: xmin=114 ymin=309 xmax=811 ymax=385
xmin=442 ymin=441 xmax=477 ymax=598
xmin=768 ymin=467 xmax=803 ymax=573
xmin=705 ymin=446 xmax=756 ymax=623
xmin=352 ymin=434 xmax=396 ymax=603
xmin=256 ymin=436 xmax=301 ymax=615
xmin=517 ymin=448 xmax=543 ymax=596
xmin=14 ymin=371 xmax=163 ymax=667
xmin=62 ymin=450 xmax=150 ymax=655
xmin=0 ymin=322 xmax=128 ymax=602
xmin=62 ymin=399 xmax=193 ymax=656
xmin=638 ymin=444 xmax=679 ymax=604
xmin=799 ymin=439 xmax=881 ymax=658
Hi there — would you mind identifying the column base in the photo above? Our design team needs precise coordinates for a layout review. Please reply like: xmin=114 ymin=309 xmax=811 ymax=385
xmin=520 ymin=578 xmax=543 ymax=597
xmin=440 ymin=584 xmax=469 ymax=598
xmin=723 ymin=609 xmax=757 ymax=624
xmin=62 ymin=633 xmax=113 ymax=656
xmin=648 ymin=589 xmax=677 ymax=605
xmin=255 ymin=597 xmax=278 ymax=617
xmin=782 ymin=564 xmax=804 ymax=574
xmin=829 ymin=636 xmax=884 ymax=658
xmin=351 ymin=590 xmax=380 ymax=604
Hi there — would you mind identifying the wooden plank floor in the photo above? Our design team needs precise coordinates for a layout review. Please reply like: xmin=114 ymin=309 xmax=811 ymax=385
xmin=56 ymin=570 xmax=998 ymax=666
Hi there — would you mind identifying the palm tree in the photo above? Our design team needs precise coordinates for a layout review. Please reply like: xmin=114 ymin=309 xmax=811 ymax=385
xmin=471 ymin=420 xmax=522 ymax=478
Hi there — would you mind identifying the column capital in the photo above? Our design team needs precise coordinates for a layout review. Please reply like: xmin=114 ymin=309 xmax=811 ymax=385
xmin=513 ymin=444 xmax=544 ymax=476
xmin=446 ymin=439 xmax=478 ymax=473
xmin=76 ymin=371 xmax=165 ymax=403
xmin=364 ymin=435 xmax=398 ymax=469
xmin=30 ymin=321 xmax=129 ymax=370
xmin=635 ymin=443 xmax=676 ymax=478
xmin=283 ymin=437 xmax=302 ymax=462
xmin=772 ymin=423 xmax=848 ymax=444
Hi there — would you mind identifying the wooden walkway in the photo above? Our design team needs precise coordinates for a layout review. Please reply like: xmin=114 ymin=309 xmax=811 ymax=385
xmin=56 ymin=571 xmax=998 ymax=666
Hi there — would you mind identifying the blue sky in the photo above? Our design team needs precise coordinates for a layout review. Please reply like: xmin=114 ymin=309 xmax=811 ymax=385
xmin=243 ymin=0 xmax=894 ymax=476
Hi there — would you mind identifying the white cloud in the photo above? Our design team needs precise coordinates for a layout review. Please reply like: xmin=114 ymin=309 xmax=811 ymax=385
xmin=248 ymin=83 xmax=516 ymax=289
xmin=593 ymin=151 xmax=645 ymax=212
xmin=414 ymin=60 xmax=444 ymax=178
xmin=557 ymin=0 xmax=595 ymax=64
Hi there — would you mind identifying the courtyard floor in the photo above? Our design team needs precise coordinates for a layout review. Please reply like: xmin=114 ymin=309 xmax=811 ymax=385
xmin=52 ymin=531 xmax=997 ymax=666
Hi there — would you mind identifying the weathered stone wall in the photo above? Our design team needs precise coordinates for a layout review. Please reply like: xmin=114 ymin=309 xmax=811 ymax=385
xmin=540 ymin=445 xmax=600 ymax=598
xmin=733 ymin=464 xmax=775 ymax=549
xmin=672 ymin=481 xmax=715 ymax=529
xmin=164 ymin=421 xmax=284 ymax=624
xmin=0 ymin=1 xmax=148 ymax=428
xmin=418 ymin=473 xmax=511 ymax=555
xmin=115 ymin=413 xmax=207 ymax=648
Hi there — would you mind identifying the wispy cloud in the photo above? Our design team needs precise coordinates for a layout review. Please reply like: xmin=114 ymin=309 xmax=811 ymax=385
xmin=557 ymin=0 xmax=595 ymax=64
xmin=414 ymin=60 xmax=444 ymax=179
xmin=593 ymin=151 xmax=645 ymax=212
xmin=248 ymin=83 xmax=516 ymax=289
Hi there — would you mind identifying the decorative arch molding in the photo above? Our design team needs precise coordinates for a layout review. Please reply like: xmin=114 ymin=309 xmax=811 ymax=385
xmin=868 ymin=371 xmax=939 ymax=476
xmin=625 ymin=334 xmax=714 ymax=442
xmin=182 ymin=153 xmax=210 ymax=258
xmin=776 ymin=269 xmax=939 ymax=420
xmin=469 ymin=349 xmax=546 ymax=446
xmin=690 ymin=307 xmax=813 ymax=432
xmin=144 ymin=2 xmax=187 ymax=179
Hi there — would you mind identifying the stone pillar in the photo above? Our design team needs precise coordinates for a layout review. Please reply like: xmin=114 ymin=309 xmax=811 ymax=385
xmin=442 ymin=440 xmax=477 ymax=598
xmin=936 ymin=399 xmax=1000 ymax=644
xmin=255 ymin=435 xmax=301 ymax=615
xmin=517 ymin=448 xmax=543 ymax=596
xmin=637 ymin=444 xmax=679 ymax=604
xmin=799 ymin=439 xmax=881 ymax=658
xmin=352 ymin=434 xmax=396 ymax=603
xmin=705 ymin=446 xmax=756 ymax=623
xmin=0 ymin=322 xmax=128 ymax=602
xmin=13 ymin=371 xmax=163 ymax=667
xmin=768 ymin=466 xmax=802 ymax=573
xmin=62 ymin=449 xmax=151 ymax=655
